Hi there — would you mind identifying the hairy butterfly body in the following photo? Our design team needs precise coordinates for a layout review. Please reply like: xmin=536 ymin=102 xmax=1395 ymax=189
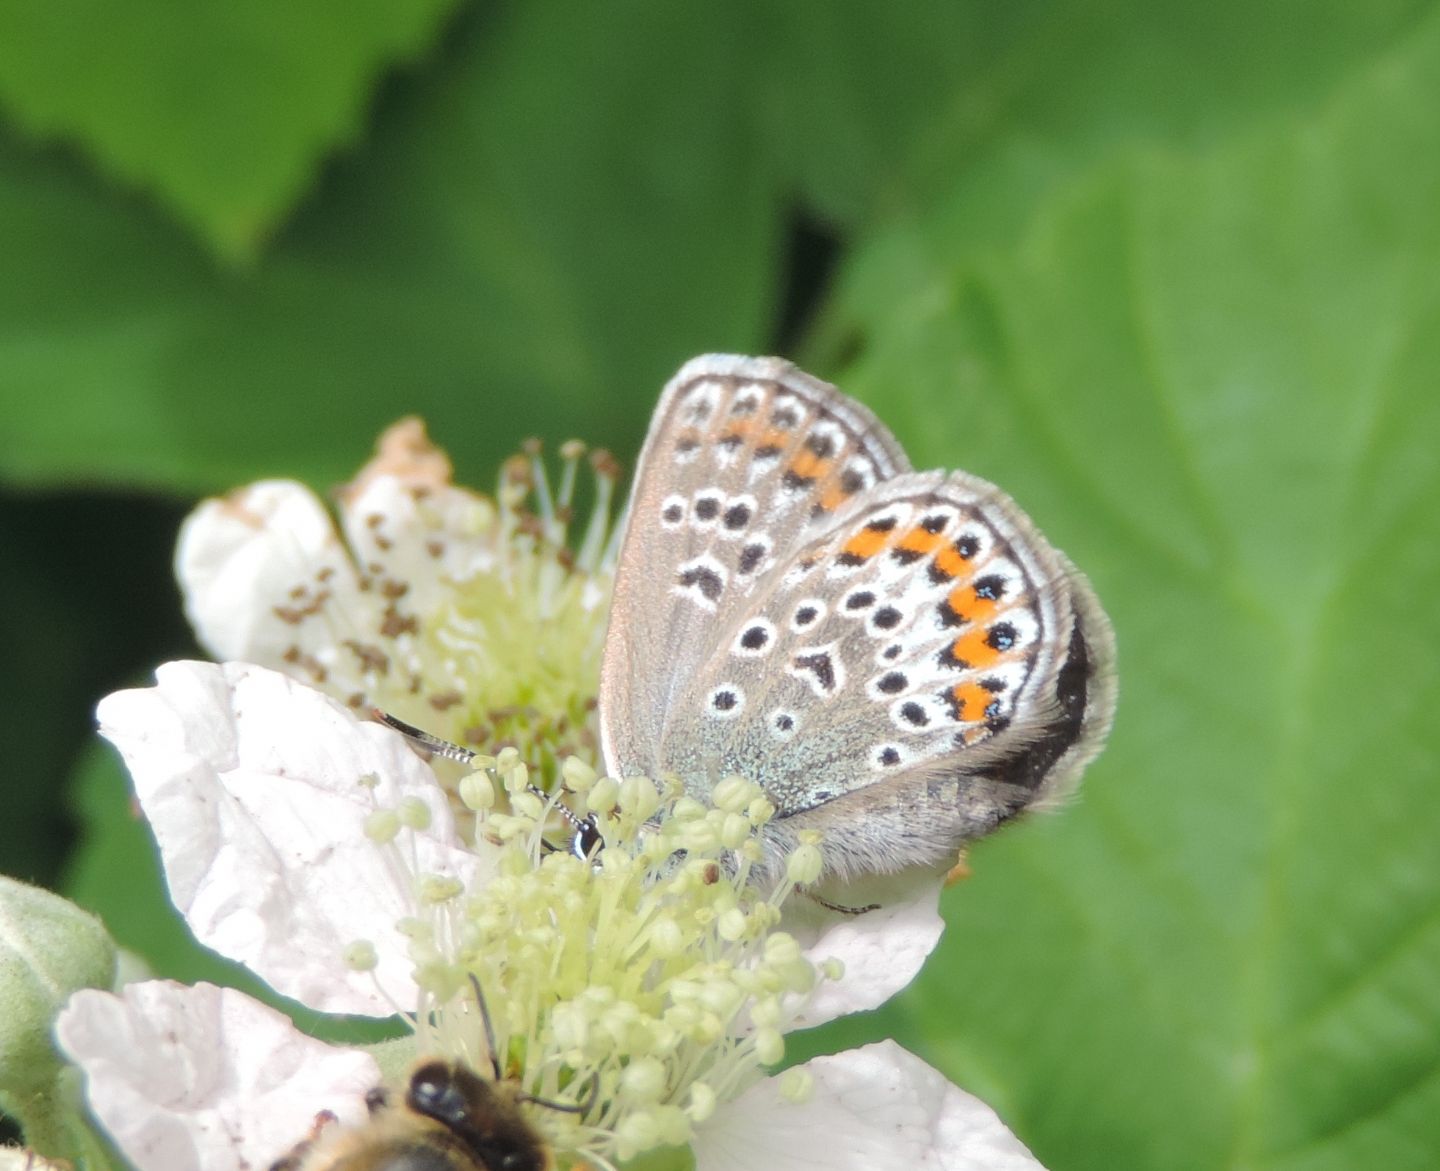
xmin=599 ymin=355 xmax=1116 ymax=883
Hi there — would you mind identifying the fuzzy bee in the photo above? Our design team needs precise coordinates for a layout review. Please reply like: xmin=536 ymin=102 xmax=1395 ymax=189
xmin=272 ymin=1059 xmax=555 ymax=1171
xmin=272 ymin=980 xmax=592 ymax=1171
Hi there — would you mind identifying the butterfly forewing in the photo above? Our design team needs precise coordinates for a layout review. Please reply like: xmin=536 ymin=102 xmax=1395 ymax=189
xmin=600 ymin=355 xmax=910 ymax=779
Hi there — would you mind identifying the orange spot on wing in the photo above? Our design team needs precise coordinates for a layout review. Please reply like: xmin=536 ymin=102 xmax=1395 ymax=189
xmin=943 ymin=584 xmax=999 ymax=627
xmin=719 ymin=418 xmax=757 ymax=445
xmin=819 ymin=484 xmax=849 ymax=511
xmin=841 ymin=526 xmax=892 ymax=562
xmin=947 ymin=681 xmax=994 ymax=722
xmin=948 ymin=627 xmax=1002 ymax=670
xmin=790 ymin=449 xmax=832 ymax=480
xmin=897 ymin=527 xmax=946 ymax=557
xmin=932 ymin=544 xmax=969 ymax=580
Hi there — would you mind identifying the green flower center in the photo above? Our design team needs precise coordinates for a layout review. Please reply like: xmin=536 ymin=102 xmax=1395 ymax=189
xmin=358 ymin=761 xmax=828 ymax=1171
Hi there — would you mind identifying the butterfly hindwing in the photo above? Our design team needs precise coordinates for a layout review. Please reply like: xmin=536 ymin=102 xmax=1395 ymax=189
xmin=657 ymin=468 xmax=1113 ymax=877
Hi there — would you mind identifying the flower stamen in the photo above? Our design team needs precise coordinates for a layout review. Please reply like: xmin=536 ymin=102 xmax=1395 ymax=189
xmin=359 ymin=765 xmax=835 ymax=1170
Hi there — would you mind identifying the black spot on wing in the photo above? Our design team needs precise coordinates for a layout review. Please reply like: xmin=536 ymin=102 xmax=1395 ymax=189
xmin=738 ymin=543 xmax=767 ymax=574
xmin=793 ymin=652 xmax=837 ymax=693
xmin=678 ymin=565 xmax=723 ymax=602
xmin=740 ymin=625 xmax=769 ymax=650
xmin=974 ymin=623 xmax=1094 ymax=790
xmin=723 ymin=502 xmax=752 ymax=530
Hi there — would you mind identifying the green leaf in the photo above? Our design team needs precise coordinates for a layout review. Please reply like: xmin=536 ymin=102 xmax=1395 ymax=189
xmin=0 ymin=0 xmax=462 ymax=261
xmin=2 ymin=2 xmax=1423 ymax=494
xmin=762 ymin=0 xmax=1423 ymax=237
xmin=4 ymin=0 xmax=1389 ymax=1036
xmin=809 ymin=0 xmax=1427 ymax=360
xmin=828 ymin=13 xmax=1440 ymax=1171
xmin=0 ymin=3 xmax=775 ymax=492
xmin=11 ymin=5 xmax=1440 ymax=1167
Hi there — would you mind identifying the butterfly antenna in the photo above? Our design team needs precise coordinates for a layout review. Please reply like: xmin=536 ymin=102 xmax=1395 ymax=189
xmin=468 ymin=973 xmax=502 ymax=1082
xmin=529 ymin=784 xmax=583 ymax=830
xmin=375 ymin=711 xmax=597 ymax=859
xmin=806 ymin=889 xmax=881 ymax=915
xmin=373 ymin=710 xmax=477 ymax=764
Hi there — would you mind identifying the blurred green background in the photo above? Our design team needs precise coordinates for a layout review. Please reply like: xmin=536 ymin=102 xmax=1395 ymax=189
xmin=3 ymin=3 xmax=1439 ymax=1169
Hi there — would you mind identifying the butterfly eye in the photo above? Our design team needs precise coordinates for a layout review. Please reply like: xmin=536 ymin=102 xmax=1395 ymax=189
xmin=571 ymin=816 xmax=603 ymax=862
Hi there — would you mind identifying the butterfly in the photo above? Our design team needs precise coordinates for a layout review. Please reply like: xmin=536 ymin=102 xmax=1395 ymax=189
xmin=597 ymin=355 xmax=1116 ymax=883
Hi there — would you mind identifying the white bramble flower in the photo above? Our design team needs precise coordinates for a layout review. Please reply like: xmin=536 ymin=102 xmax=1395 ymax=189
xmin=176 ymin=418 xmax=620 ymax=776
xmin=59 ymin=663 xmax=1037 ymax=1171
xmin=57 ymin=423 xmax=1048 ymax=1171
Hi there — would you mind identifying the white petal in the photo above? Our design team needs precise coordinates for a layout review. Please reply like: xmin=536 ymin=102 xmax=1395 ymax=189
xmin=55 ymin=982 xmax=379 ymax=1171
xmin=694 ymin=1041 xmax=1043 ymax=1171
xmin=334 ymin=417 xmax=499 ymax=609
xmin=786 ymin=883 xmax=943 ymax=1028
xmin=177 ymin=480 xmax=361 ymax=665
xmin=96 ymin=661 xmax=489 ymax=1015
xmin=337 ymin=470 xmax=498 ymax=613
